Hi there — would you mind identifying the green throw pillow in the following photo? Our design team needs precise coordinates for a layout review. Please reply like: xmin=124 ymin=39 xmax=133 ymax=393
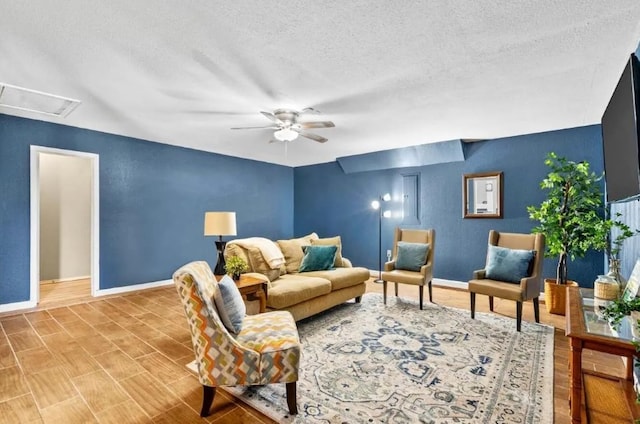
xmin=395 ymin=242 xmax=429 ymax=271
xmin=485 ymin=245 xmax=535 ymax=283
xmin=299 ymin=245 xmax=337 ymax=272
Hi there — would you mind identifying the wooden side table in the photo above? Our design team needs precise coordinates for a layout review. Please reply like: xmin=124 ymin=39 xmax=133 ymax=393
xmin=566 ymin=286 xmax=640 ymax=423
xmin=234 ymin=275 xmax=268 ymax=314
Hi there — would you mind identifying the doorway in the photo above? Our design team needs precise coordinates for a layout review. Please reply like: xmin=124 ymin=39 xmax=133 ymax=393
xmin=30 ymin=146 xmax=99 ymax=306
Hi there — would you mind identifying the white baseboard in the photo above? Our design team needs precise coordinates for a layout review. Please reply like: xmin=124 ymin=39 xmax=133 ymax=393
xmin=94 ymin=279 xmax=173 ymax=297
xmin=0 ymin=299 xmax=37 ymax=314
xmin=0 ymin=279 xmax=174 ymax=314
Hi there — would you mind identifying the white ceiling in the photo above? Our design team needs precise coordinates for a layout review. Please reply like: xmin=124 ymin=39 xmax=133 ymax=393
xmin=2 ymin=1 xmax=640 ymax=167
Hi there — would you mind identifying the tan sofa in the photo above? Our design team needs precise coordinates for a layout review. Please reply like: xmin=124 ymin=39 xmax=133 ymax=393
xmin=224 ymin=233 xmax=370 ymax=321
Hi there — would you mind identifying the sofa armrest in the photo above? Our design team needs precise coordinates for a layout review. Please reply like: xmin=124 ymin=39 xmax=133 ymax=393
xmin=243 ymin=272 xmax=273 ymax=288
xmin=340 ymin=257 xmax=353 ymax=268
xmin=472 ymin=269 xmax=486 ymax=280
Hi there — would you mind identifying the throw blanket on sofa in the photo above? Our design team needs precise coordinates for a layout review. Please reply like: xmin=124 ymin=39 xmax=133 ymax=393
xmin=228 ymin=237 xmax=286 ymax=269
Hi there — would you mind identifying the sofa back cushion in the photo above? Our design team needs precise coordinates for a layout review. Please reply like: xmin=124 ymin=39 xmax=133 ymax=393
xmin=310 ymin=236 xmax=344 ymax=267
xmin=277 ymin=232 xmax=319 ymax=274
xmin=225 ymin=243 xmax=280 ymax=282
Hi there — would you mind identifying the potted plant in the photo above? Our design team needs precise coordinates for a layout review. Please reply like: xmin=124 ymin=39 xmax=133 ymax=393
xmin=527 ymin=152 xmax=610 ymax=315
xmin=225 ymin=256 xmax=249 ymax=280
xmin=603 ymin=211 xmax=638 ymax=291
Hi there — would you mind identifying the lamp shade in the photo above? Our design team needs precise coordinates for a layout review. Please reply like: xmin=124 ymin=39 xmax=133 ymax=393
xmin=204 ymin=212 xmax=237 ymax=236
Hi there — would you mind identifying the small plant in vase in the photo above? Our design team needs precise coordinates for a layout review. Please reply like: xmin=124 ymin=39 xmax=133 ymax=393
xmin=225 ymin=256 xmax=248 ymax=280
xmin=604 ymin=212 xmax=638 ymax=291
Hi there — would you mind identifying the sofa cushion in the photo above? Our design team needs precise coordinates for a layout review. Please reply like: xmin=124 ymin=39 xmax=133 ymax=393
xmin=301 ymin=267 xmax=371 ymax=291
xmin=299 ymin=245 xmax=337 ymax=272
xmin=311 ymin=236 xmax=344 ymax=267
xmin=395 ymin=241 xmax=429 ymax=272
xmin=225 ymin=243 xmax=280 ymax=282
xmin=267 ymin=274 xmax=331 ymax=309
xmin=277 ymin=232 xmax=319 ymax=274
xmin=485 ymin=245 xmax=535 ymax=284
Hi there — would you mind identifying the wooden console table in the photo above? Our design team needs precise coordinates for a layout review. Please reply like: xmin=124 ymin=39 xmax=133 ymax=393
xmin=566 ymin=286 xmax=640 ymax=423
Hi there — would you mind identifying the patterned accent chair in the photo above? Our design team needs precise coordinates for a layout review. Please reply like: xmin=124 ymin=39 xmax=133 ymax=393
xmin=381 ymin=228 xmax=435 ymax=309
xmin=173 ymin=261 xmax=300 ymax=417
xmin=468 ymin=231 xmax=545 ymax=332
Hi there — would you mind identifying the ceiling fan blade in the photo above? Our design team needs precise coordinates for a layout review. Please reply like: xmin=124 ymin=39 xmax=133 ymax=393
xmin=295 ymin=130 xmax=328 ymax=143
xmin=231 ymin=125 xmax=280 ymax=130
xmin=260 ymin=111 xmax=282 ymax=123
xmin=299 ymin=121 xmax=335 ymax=129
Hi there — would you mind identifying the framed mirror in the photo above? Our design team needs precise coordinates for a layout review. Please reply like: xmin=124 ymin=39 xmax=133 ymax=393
xmin=463 ymin=171 xmax=503 ymax=218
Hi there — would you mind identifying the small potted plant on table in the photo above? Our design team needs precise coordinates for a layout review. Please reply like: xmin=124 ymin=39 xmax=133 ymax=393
xmin=527 ymin=152 xmax=610 ymax=315
xmin=225 ymin=256 xmax=249 ymax=281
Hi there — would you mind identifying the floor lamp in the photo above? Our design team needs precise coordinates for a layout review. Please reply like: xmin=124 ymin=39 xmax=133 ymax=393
xmin=371 ymin=194 xmax=391 ymax=283
xmin=204 ymin=211 xmax=237 ymax=275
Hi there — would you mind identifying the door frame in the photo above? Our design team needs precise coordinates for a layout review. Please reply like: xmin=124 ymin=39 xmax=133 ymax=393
xmin=30 ymin=146 xmax=100 ymax=303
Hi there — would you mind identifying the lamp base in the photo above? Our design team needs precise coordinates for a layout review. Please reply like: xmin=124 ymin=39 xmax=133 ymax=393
xmin=214 ymin=240 xmax=227 ymax=276
xmin=373 ymin=279 xmax=384 ymax=284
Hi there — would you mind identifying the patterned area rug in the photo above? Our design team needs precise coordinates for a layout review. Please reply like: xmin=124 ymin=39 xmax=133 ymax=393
xmin=225 ymin=293 xmax=554 ymax=423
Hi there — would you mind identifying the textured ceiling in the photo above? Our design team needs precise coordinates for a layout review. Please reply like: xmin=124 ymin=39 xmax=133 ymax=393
xmin=2 ymin=1 xmax=640 ymax=166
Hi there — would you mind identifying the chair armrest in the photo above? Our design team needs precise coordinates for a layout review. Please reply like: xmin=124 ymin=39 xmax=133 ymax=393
xmin=340 ymin=257 xmax=353 ymax=268
xmin=420 ymin=262 xmax=433 ymax=282
xmin=472 ymin=269 xmax=486 ymax=279
xmin=384 ymin=260 xmax=396 ymax=271
xmin=520 ymin=275 xmax=542 ymax=300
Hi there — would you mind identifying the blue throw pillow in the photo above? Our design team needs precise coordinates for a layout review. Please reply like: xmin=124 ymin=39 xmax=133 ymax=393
xmin=485 ymin=245 xmax=535 ymax=283
xmin=213 ymin=275 xmax=246 ymax=334
xmin=299 ymin=245 xmax=337 ymax=272
xmin=395 ymin=242 xmax=429 ymax=272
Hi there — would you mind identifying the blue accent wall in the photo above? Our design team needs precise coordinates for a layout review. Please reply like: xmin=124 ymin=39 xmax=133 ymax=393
xmin=294 ymin=125 xmax=605 ymax=288
xmin=0 ymin=114 xmax=293 ymax=304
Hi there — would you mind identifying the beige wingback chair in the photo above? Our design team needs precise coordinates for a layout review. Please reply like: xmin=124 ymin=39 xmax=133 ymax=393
xmin=381 ymin=228 xmax=435 ymax=309
xmin=468 ymin=230 xmax=545 ymax=332
xmin=173 ymin=261 xmax=300 ymax=417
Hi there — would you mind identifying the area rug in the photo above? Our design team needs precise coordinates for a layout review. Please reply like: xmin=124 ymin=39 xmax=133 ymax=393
xmin=224 ymin=293 xmax=554 ymax=423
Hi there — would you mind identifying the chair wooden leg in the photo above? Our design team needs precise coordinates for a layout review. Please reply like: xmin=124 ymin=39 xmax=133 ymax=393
xmin=470 ymin=292 xmax=475 ymax=319
xmin=286 ymin=381 xmax=298 ymax=415
xmin=516 ymin=301 xmax=523 ymax=332
xmin=395 ymin=282 xmax=399 ymax=297
xmin=200 ymin=385 xmax=216 ymax=417
xmin=355 ymin=296 xmax=362 ymax=303
xmin=419 ymin=286 xmax=424 ymax=310
xmin=383 ymin=281 xmax=387 ymax=305
xmin=428 ymin=281 xmax=433 ymax=303
xmin=489 ymin=296 xmax=494 ymax=311
xmin=533 ymin=297 xmax=540 ymax=323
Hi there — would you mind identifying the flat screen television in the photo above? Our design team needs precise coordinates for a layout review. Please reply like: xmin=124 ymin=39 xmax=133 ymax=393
xmin=601 ymin=53 xmax=640 ymax=202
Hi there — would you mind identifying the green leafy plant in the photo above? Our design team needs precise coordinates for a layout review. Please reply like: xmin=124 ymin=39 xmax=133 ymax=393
xmin=606 ymin=211 xmax=638 ymax=262
xmin=602 ymin=296 xmax=640 ymax=326
xmin=225 ymin=256 xmax=249 ymax=278
xmin=527 ymin=152 xmax=609 ymax=285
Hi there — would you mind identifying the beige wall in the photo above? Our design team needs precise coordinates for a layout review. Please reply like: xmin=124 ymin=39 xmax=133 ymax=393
xmin=39 ymin=153 xmax=92 ymax=281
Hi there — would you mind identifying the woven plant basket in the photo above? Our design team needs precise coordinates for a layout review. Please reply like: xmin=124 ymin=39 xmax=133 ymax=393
xmin=544 ymin=278 xmax=579 ymax=315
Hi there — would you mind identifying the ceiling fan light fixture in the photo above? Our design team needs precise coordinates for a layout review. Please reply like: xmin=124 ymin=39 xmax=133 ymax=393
xmin=274 ymin=127 xmax=298 ymax=142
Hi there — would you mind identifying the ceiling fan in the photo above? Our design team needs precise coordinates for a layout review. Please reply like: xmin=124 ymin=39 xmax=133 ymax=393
xmin=231 ymin=108 xmax=335 ymax=143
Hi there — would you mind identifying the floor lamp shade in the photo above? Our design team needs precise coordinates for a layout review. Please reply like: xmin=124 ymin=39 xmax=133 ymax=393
xmin=204 ymin=212 xmax=237 ymax=275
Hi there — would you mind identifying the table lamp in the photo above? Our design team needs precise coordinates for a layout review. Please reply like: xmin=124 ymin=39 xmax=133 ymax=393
xmin=204 ymin=211 xmax=237 ymax=275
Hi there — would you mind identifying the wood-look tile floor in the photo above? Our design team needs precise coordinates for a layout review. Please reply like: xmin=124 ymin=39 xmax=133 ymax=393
xmin=0 ymin=280 xmax=625 ymax=423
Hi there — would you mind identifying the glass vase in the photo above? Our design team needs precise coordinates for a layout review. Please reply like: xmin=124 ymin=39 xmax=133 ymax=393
xmin=606 ymin=258 xmax=626 ymax=294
